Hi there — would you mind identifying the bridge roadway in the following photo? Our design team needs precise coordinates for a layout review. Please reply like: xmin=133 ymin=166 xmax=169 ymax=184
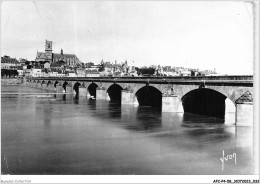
xmin=25 ymin=75 xmax=253 ymax=126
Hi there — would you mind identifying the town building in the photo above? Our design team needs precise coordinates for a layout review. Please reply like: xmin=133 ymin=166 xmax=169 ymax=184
xmin=44 ymin=62 xmax=50 ymax=69
xmin=1 ymin=55 xmax=20 ymax=69
xmin=17 ymin=70 xmax=24 ymax=76
xmin=30 ymin=68 xmax=42 ymax=77
xmin=76 ymin=68 xmax=86 ymax=77
xmin=181 ymin=69 xmax=191 ymax=76
xmin=85 ymin=70 xmax=100 ymax=77
xmin=35 ymin=40 xmax=81 ymax=67
xmin=165 ymin=69 xmax=177 ymax=76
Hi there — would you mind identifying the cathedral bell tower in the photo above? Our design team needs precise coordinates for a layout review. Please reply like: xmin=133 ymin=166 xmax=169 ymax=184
xmin=45 ymin=40 xmax=53 ymax=62
xmin=60 ymin=48 xmax=64 ymax=62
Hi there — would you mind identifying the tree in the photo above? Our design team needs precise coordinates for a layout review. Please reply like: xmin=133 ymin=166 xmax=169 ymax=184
xmin=85 ymin=62 xmax=94 ymax=68
xmin=76 ymin=62 xmax=81 ymax=68
xmin=81 ymin=63 xmax=86 ymax=68
xmin=196 ymin=72 xmax=205 ymax=76
xmin=156 ymin=69 xmax=159 ymax=76
xmin=98 ymin=63 xmax=105 ymax=72
xmin=138 ymin=67 xmax=155 ymax=76
xmin=126 ymin=66 xmax=130 ymax=74
xmin=135 ymin=67 xmax=141 ymax=76
xmin=1 ymin=69 xmax=8 ymax=77
xmin=42 ymin=68 xmax=48 ymax=73
xmin=27 ymin=65 xmax=33 ymax=69
xmin=191 ymin=70 xmax=195 ymax=76
xmin=1 ymin=69 xmax=18 ymax=78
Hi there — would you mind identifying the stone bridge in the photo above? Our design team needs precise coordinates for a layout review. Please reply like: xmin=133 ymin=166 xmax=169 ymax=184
xmin=24 ymin=76 xmax=253 ymax=126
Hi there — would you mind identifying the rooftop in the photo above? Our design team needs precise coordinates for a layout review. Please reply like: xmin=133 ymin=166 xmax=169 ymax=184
xmin=1 ymin=56 xmax=19 ymax=64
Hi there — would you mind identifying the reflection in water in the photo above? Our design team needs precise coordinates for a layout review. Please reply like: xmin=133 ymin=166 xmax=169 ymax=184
xmin=161 ymin=112 xmax=184 ymax=130
xmin=42 ymin=103 xmax=53 ymax=145
xmin=133 ymin=106 xmax=162 ymax=131
xmin=183 ymin=126 xmax=231 ymax=140
xmin=43 ymin=104 xmax=52 ymax=129
xmin=62 ymin=94 xmax=66 ymax=101
xmin=87 ymin=98 xmax=96 ymax=111
xmin=74 ymin=94 xmax=79 ymax=104
xmin=107 ymin=100 xmax=121 ymax=118
xmin=182 ymin=112 xmax=225 ymax=125
xmin=1 ymin=86 xmax=255 ymax=175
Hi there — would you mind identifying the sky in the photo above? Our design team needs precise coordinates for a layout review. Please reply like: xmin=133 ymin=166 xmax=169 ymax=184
xmin=0 ymin=0 xmax=254 ymax=74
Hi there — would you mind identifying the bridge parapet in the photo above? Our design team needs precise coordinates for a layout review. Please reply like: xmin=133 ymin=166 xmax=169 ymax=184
xmin=29 ymin=76 xmax=253 ymax=88
xmin=30 ymin=75 xmax=253 ymax=80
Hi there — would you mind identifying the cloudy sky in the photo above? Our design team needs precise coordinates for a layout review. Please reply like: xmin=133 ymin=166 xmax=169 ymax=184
xmin=1 ymin=1 xmax=254 ymax=74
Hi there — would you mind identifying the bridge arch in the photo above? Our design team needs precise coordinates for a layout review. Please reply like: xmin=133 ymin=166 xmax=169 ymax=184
xmin=47 ymin=80 xmax=51 ymax=86
xmin=73 ymin=81 xmax=82 ymax=94
xmin=87 ymin=82 xmax=98 ymax=98
xmin=135 ymin=85 xmax=162 ymax=108
xmin=62 ymin=81 xmax=68 ymax=91
xmin=181 ymin=88 xmax=228 ymax=119
xmin=176 ymin=85 xmax=253 ymax=105
xmin=54 ymin=80 xmax=59 ymax=88
xmin=107 ymin=84 xmax=123 ymax=101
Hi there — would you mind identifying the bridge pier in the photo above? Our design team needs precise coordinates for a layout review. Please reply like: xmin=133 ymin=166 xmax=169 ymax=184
xmin=37 ymin=83 xmax=41 ymax=89
xmin=65 ymin=86 xmax=72 ymax=93
xmin=235 ymin=91 xmax=253 ymax=126
xmin=55 ymin=86 xmax=64 ymax=93
xmin=121 ymin=90 xmax=137 ymax=104
xmin=162 ymin=95 xmax=184 ymax=112
xmin=22 ymin=77 xmax=27 ymax=85
xmin=236 ymin=103 xmax=253 ymax=126
xmin=78 ymin=87 xmax=88 ymax=96
xmin=42 ymin=84 xmax=47 ymax=90
xmin=96 ymin=88 xmax=108 ymax=100
xmin=46 ymin=85 xmax=50 ymax=90
xmin=46 ymin=85 xmax=53 ymax=91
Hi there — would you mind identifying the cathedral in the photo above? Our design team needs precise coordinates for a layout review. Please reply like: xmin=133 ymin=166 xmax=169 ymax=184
xmin=35 ymin=40 xmax=80 ymax=66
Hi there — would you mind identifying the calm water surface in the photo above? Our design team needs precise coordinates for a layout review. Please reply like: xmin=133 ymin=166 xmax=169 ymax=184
xmin=1 ymin=85 xmax=254 ymax=175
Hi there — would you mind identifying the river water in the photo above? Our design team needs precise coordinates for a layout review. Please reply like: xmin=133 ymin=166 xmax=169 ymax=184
xmin=1 ymin=85 xmax=255 ymax=175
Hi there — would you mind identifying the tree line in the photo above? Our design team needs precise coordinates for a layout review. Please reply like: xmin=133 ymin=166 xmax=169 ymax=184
xmin=135 ymin=67 xmax=155 ymax=76
xmin=1 ymin=69 xmax=19 ymax=78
